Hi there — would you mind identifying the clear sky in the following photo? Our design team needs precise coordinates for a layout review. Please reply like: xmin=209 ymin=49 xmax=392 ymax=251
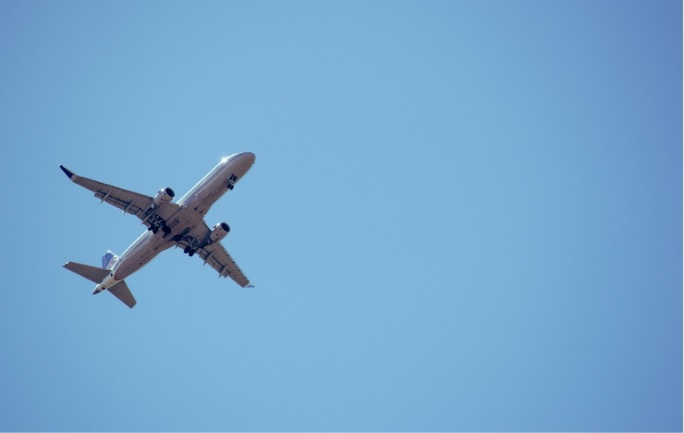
xmin=0 ymin=0 xmax=681 ymax=431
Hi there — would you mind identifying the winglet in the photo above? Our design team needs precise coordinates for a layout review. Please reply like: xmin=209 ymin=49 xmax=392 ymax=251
xmin=59 ymin=165 xmax=75 ymax=179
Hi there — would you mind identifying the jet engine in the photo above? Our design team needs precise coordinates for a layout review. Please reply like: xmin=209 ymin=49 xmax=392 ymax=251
xmin=153 ymin=187 xmax=175 ymax=207
xmin=209 ymin=222 xmax=230 ymax=243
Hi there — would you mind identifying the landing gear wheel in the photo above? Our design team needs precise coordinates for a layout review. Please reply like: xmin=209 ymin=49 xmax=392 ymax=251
xmin=162 ymin=225 xmax=171 ymax=235
xmin=188 ymin=249 xmax=195 ymax=257
xmin=152 ymin=225 xmax=159 ymax=234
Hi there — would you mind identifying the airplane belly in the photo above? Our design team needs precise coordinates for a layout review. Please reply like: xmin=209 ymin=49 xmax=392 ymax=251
xmin=114 ymin=232 xmax=174 ymax=280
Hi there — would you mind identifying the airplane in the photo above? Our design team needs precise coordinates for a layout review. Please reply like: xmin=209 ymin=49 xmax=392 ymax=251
xmin=59 ymin=152 xmax=256 ymax=308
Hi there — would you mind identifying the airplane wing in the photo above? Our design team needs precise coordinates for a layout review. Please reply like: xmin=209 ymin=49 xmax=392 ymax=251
xmin=177 ymin=223 xmax=251 ymax=287
xmin=59 ymin=165 xmax=180 ymax=227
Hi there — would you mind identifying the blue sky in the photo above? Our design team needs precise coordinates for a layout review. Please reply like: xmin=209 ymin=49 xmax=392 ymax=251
xmin=0 ymin=0 xmax=681 ymax=431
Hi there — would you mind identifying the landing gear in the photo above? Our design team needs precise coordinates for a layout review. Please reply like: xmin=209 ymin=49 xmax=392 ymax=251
xmin=227 ymin=174 xmax=238 ymax=190
xmin=150 ymin=223 xmax=171 ymax=235
xmin=146 ymin=214 xmax=170 ymax=235
xmin=182 ymin=236 xmax=200 ymax=256
xmin=176 ymin=232 xmax=202 ymax=257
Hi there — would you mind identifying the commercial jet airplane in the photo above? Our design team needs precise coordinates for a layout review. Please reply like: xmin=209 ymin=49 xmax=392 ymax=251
xmin=60 ymin=152 xmax=256 ymax=308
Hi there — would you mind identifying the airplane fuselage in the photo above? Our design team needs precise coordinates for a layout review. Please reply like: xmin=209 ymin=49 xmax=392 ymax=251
xmin=93 ymin=152 xmax=255 ymax=293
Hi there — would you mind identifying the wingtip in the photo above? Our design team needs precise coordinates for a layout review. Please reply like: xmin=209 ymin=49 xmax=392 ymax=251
xmin=59 ymin=165 xmax=75 ymax=179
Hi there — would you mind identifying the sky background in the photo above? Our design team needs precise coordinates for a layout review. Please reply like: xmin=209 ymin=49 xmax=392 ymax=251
xmin=0 ymin=0 xmax=681 ymax=431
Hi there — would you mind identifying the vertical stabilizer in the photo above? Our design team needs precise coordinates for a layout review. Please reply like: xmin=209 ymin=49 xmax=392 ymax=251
xmin=102 ymin=251 xmax=119 ymax=270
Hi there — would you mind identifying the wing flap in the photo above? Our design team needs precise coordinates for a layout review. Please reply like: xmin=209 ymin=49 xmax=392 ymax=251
xmin=93 ymin=188 xmax=151 ymax=218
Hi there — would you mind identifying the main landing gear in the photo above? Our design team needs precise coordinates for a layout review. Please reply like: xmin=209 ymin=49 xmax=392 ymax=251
xmin=181 ymin=237 xmax=202 ymax=257
xmin=150 ymin=224 xmax=171 ymax=235
xmin=146 ymin=215 xmax=171 ymax=235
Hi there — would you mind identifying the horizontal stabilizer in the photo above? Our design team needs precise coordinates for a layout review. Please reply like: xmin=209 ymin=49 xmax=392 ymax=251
xmin=64 ymin=262 xmax=109 ymax=284
xmin=109 ymin=280 xmax=136 ymax=308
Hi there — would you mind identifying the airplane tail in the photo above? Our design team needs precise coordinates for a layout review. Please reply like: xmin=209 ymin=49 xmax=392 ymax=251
xmin=101 ymin=250 xmax=119 ymax=270
xmin=63 ymin=253 xmax=136 ymax=308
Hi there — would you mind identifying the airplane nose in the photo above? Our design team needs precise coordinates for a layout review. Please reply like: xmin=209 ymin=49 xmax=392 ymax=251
xmin=240 ymin=152 xmax=256 ymax=165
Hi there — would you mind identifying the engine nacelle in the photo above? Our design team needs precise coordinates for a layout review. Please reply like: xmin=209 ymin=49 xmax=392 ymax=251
xmin=209 ymin=222 xmax=230 ymax=243
xmin=153 ymin=187 xmax=175 ymax=207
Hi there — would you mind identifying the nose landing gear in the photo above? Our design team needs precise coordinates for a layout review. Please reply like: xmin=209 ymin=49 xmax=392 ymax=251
xmin=227 ymin=174 xmax=238 ymax=190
